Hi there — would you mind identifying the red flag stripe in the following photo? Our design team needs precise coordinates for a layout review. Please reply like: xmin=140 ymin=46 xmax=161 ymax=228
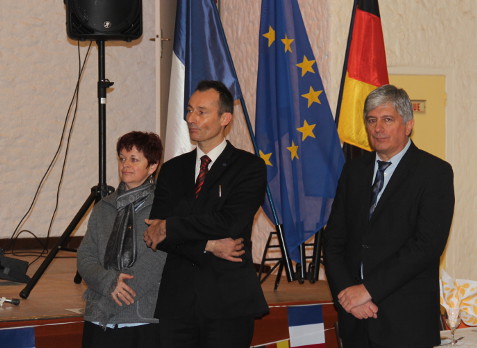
xmin=347 ymin=8 xmax=388 ymax=86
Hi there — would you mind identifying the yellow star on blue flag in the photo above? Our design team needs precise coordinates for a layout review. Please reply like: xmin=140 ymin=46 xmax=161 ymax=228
xmin=263 ymin=26 xmax=275 ymax=47
xmin=281 ymin=34 xmax=294 ymax=52
xmin=259 ymin=150 xmax=273 ymax=166
xmin=287 ymin=141 xmax=299 ymax=160
xmin=297 ymin=120 xmax=316 ymax=141
xmin=301 ymin=86 xmax=323 ymax=107
xmin=296 ymin=56 xmax=315 ymax=76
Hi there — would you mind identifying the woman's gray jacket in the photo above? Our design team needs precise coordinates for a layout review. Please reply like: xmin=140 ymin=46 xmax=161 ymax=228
xmin=77 ymin=190 xmax=166 ymax=326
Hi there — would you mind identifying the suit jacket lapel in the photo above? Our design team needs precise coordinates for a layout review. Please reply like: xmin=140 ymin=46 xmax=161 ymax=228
xmin=359 ymin=153 xmax=376 ymax=222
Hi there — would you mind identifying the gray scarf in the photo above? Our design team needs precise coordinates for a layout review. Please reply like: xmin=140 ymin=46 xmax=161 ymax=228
xmin=103 ymin=178 xmax=155 ymax=271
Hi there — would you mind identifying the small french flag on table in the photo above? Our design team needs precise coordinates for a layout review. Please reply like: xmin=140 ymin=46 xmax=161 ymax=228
xmin=288 ymin=304 xmax=326 ymax=348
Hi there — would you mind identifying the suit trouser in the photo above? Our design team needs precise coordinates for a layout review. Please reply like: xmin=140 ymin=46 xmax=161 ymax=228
xmin=82 ymin=321 xmax=160 ymax=348
xmin=158 ymin=305 xmax=254 ymax=348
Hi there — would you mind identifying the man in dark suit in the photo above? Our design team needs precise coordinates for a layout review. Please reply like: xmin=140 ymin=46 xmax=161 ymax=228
xmin=143 ymin=80 xmax=268 ymax=348
xmin=324 ymin=85 xmax=454 ymax=348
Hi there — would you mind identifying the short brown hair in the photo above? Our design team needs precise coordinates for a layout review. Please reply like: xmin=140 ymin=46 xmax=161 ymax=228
xmin=116 ymin=131 xmax=163 ymax=173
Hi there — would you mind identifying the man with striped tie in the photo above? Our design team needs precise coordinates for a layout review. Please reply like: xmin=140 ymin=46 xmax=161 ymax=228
xmin=144 ymin=80 xmax=268 ymax=348
xmin=324 ymin=85 xmax=454 ymax=348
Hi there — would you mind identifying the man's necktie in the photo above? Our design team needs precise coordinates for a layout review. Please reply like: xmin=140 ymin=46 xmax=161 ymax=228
xmin=195 ymin=155 xmax=211 ymax=199
xmin=369 ymin=160 xmax=391 ymax=218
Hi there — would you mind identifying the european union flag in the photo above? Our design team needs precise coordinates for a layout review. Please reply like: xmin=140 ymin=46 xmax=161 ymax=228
xmin=255 ymin=0 xmax=344 ymax=262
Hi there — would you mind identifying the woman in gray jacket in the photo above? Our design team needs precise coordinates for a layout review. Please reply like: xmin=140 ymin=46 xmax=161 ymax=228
xmin=78 ymin=131 xmax=166 ymax=348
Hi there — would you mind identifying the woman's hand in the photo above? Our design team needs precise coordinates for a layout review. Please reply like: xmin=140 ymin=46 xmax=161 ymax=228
xmin=111 ymin=273 xmax=136 ymax=306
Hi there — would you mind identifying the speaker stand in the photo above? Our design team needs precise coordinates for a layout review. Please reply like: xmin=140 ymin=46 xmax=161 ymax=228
xmin=20 ymin=40 xmax=114 ymax=299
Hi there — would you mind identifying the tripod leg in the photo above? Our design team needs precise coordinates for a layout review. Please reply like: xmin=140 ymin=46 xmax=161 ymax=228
xmin=259 ymin=260 xmax=281 ymax=284
xmin=295 ymin=243 xmax=306 ymax=284
xmin=19 ymin=191 xmax=97 ymax=299
xmin=74 ymin=271 xmax=82 ymax=284
xmin=258 ymin=233 xmax=273 ymax=281
xmin=274 ymin=260 xmax=284 ymax=291
xmin=308 ymin=229 xmax=323 ymax=283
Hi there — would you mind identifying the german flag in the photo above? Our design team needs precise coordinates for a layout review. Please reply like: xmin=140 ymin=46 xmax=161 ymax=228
xmin=336 ymin=0 xmax=388 ymax=152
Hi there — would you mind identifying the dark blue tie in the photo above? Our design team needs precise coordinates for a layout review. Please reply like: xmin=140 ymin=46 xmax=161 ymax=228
xmin=369 ymin=160 xmax=391 ymax=218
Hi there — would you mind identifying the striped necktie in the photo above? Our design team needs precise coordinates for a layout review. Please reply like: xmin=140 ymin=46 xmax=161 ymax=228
xmin=369 ymin=160 xmax=391 ymax=218
xmin=195 ymin=155 xmax=211 ymax=199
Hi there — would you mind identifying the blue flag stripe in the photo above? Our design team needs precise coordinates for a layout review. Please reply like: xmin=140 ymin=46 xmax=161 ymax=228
xmin=0 ymin=327 xmax=35 ymax=348
xmin=288 ymin=304 xmax=324 ymax=327
xmin=173 ymin=0 xmax=242 ymax=107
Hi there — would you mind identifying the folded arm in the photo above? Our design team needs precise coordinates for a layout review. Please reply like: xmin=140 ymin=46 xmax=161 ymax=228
xmin=146 ymin=157 xmax=266 ymax=248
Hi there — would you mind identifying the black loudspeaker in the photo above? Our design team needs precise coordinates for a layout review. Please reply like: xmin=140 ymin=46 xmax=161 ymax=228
xmin=65 ymin=0 xmax=143 ymax=41
xmin=0 ymin=251 xmax=31 ymax=284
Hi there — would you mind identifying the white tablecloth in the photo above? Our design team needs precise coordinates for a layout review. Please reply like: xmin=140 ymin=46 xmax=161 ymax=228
xmin=437 ymin=328 xmax=477 ymax=347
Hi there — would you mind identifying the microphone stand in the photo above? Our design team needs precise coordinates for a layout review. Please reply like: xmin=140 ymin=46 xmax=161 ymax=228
xmin=20 ymin=40 xmax=114 ymax=299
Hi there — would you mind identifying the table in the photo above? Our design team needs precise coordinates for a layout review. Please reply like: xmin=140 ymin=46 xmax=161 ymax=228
xmin=437 ymin=328 xmax=477 ymax=347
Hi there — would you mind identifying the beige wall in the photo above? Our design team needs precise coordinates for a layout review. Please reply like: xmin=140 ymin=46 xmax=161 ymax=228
xmin=389 ymin=74 xmax=446 ymax=161
xmin=1 ymin=1 xmax=476 ymax=279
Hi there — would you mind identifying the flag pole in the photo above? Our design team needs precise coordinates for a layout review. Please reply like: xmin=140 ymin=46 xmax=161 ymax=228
xmin=335 ymin=0 xmax=358 ymax=126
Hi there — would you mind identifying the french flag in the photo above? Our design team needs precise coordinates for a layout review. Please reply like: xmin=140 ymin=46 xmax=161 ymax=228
xmin=163 ymin=0 xmax=242 ymax=161
xmin=288 ymin=304 xmax=326 ymax=348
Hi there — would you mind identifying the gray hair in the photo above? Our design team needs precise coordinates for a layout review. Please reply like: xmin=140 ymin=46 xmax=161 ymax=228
xmin=364 ymin=84 xmax=413 ymax=122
